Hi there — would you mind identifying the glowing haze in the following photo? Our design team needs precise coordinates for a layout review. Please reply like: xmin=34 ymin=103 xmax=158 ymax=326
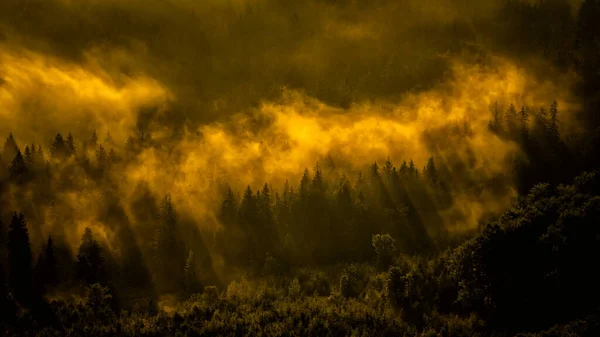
xmin=0 ymin=0 xmax=582 ymax=258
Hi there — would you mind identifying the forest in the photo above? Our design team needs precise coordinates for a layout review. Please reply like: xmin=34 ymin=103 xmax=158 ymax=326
xmin=2 ymin=0 xmax=600 ymax=336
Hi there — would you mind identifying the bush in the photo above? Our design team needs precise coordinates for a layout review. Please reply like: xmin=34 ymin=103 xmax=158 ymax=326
xmin=372 ymin=234 xmax=397 ymax=270
xmin=298 ymin=270 xmax=331 ymax=297
xmin=85 ymin=283 xmax=114 ymax=320
xmin=288 ymin=278 xmax=302 ymax=299
xmin=340 ymin=264 xmax=362 ymax=298
xmin=226 ymin=278 xmax=251 ymax=301
xmin=203 ymin=286 xmax=220 ymax=302
xmin=262 ymin=253 xmax=279 ymax=276
xmin=386 ymin=266 xmax=405 ymax=308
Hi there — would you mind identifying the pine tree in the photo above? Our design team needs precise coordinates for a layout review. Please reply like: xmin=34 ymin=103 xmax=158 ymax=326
xmin=259 ymin=183 xmax=274 ymax=224
xmin=51 ymin=133 xmax=68 ymax=158
xmin=66 ymin=132 xmax=76 ymax=156
xmin=408 ymin=159 xmax=418 ymax=178
xmin=33 ymin=236 xmax=58 ymax=294
xmin=90 ymin=130 xmax=98 ymax=148
xmin=399 ymin=160 xmax=409 ymax=177
xmin=74 ymin=228 xmax=106 ymax=285
xmin=488 ymin=101 xmax=503 ymax=133
xmin=423 ymin=157 xmax=438 ymax=186
xmin=519 ymin=106 xmax=530 ymax=143
xmin=108 ymin=148 xmax=118 ymax=163
xmin=549 ymin=101 xmax=560 ymax=142
xmin=506 ymin=104 xmax=518 ymax=135
xmin=383 ymin=157 xmax=394 ymax=185
xmin=9 ymin=149 xmax=29 ymax=184
xmin=2 ymin=133 xmax=18 ymax=163
xmin=536 ymin=107 xmax=550 ymax=132
xmin=238 ymin=186 xmax=259 ymax=266
xmin=36 ymin=145 xmax=44 ymax=163
xmin=96 ymin=144 xmax=107 ymax=165
xmin=219 ymin=187 xmax=238 ymax=227
xmin=24 ymin=145 xmax=33 ymax=166
xmin=183 ymin=250 xmax=197 ymax=296
xmin=336 ymin=182 xmax=357 ymax=260
xmin=7 ymin=212 xmax=33 ymax=302
xmin=299 ymin=168 xmax=311 ymax=198
xmin=152 ymin=195 xmax=185 ymax=291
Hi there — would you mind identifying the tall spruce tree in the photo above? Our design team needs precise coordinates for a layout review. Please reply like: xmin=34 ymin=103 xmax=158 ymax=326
xmin=66 ymin=133 xmax=76 ymax=156
xmin=74 ymin=228 xmax=106 ymax=285
xmin=7 ymin=212 xmax=33 ymax=302
xmin=2 ymin=133 xmax=18 ymax=164
xmin=152 ymin=195 xmax=185 ymax=291
xmin=33 ymin=236 xmax=58 ymax=294
xmin=50 ymin=133 xmax=68 ymax=159
xmin=9 ymin=149 xmax=29 ymax=184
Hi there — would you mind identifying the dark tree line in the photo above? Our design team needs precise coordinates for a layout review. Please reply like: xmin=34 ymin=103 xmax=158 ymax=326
xmin=214 ymin=156 xmax=450 ymax=273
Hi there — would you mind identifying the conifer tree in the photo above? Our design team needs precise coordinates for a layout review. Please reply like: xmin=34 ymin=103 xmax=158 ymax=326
xmin=108 ymin=148 xmax=118 ymax=164
xmin=383 ymin=157 xmax=394 ymax=185
xmin=506 ymin=104 xmax=518 ymax=135
xmin=311 ymin=164 xmax=325 ymax=193
xmin=96 ymin=144 xmax=108 ymax=167
xmin=182 ymin=250 xmax=198 ymax=296
xmin=33 ymin=236 xmax=58 ymax=294
xmin=423 ymin=157 xmax=438 ymax=187
xmin=90 ymin=130 xmax=98 ymax=148
xmin=519 ymin=105 xmax=530 ymax=143
xmin=7 ymin=212 xmax=33 ymax=302
xmin=9 ymin=149 xmax=29 ymax=184
xmin=536 ymin=107 xmax=550 ymax=133
xmin=36 ymin=145 xmax=44 ymax=163
xmin=51 ymin=133 xmax=68 ymax=158
xmin=399 ymin=160 xmax=409 ymax=177
xmin=299 ymin=168 xmax=311 ymax=199
xmin=487 ymin=101 xmax=503 ymax=133
xmin=259 ymin=183 xmax=276 ymax=250
xmin=219 ymin=186 xmax=238 ymax=227
xmin=74 ymin=228 xmax=106 ymax=285
xmin=238 ymin=186 xmax=259 ymax=266
xmin=408 ymin=159 xmax=418 ymax=178
xmin=152 ymin=195 xmax=185 ymax=291
xmin=66 ymin=132 xmax=76 ymax=156
xmin=24 ymin=145 xmax=32 ymax=166
xmin=2 ymin=133 xmax=18 ymax=163
xmin=549 ymin=100 xmax=560 ymax=142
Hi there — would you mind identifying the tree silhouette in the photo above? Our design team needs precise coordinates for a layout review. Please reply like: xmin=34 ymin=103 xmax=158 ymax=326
xmin=74 ymin=228 xmax=106 ymax=285
xmin=2 ymin=133 xmax=18 ymax=164
xmin=50 ymin=133 xmax=68 ymax=159
xmin=152 ymin=195 xmax=185 ymax=291
xmin=33 ymin=236 xmax=58 ymax=294
xmin=7 ymin=212 xmax=33 ymax=303
xmin=66 ymin=133 xmax=76 ymax=156
xmin=9 ymin=149 xmax=30 ymax=184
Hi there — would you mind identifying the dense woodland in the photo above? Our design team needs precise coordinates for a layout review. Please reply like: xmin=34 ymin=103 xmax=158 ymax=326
xmin=2 ymin=0 xmax=600 ymax=336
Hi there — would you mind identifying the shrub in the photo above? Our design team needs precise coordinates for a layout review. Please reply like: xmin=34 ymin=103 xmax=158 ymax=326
xmin=340 ymin=264 xmax=362 ymax=298
xmin=85 ymin=283 xmax=114 ymax=320
xmin=386 ymin=266 xmax=405 ymax=309
xmin=372 ymin=234 xmax=397 ymax=270
xmin=288 ymin=278 xmax=302 ymax=299
xmin=203 ymin=286 xmax=220 ymax=302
